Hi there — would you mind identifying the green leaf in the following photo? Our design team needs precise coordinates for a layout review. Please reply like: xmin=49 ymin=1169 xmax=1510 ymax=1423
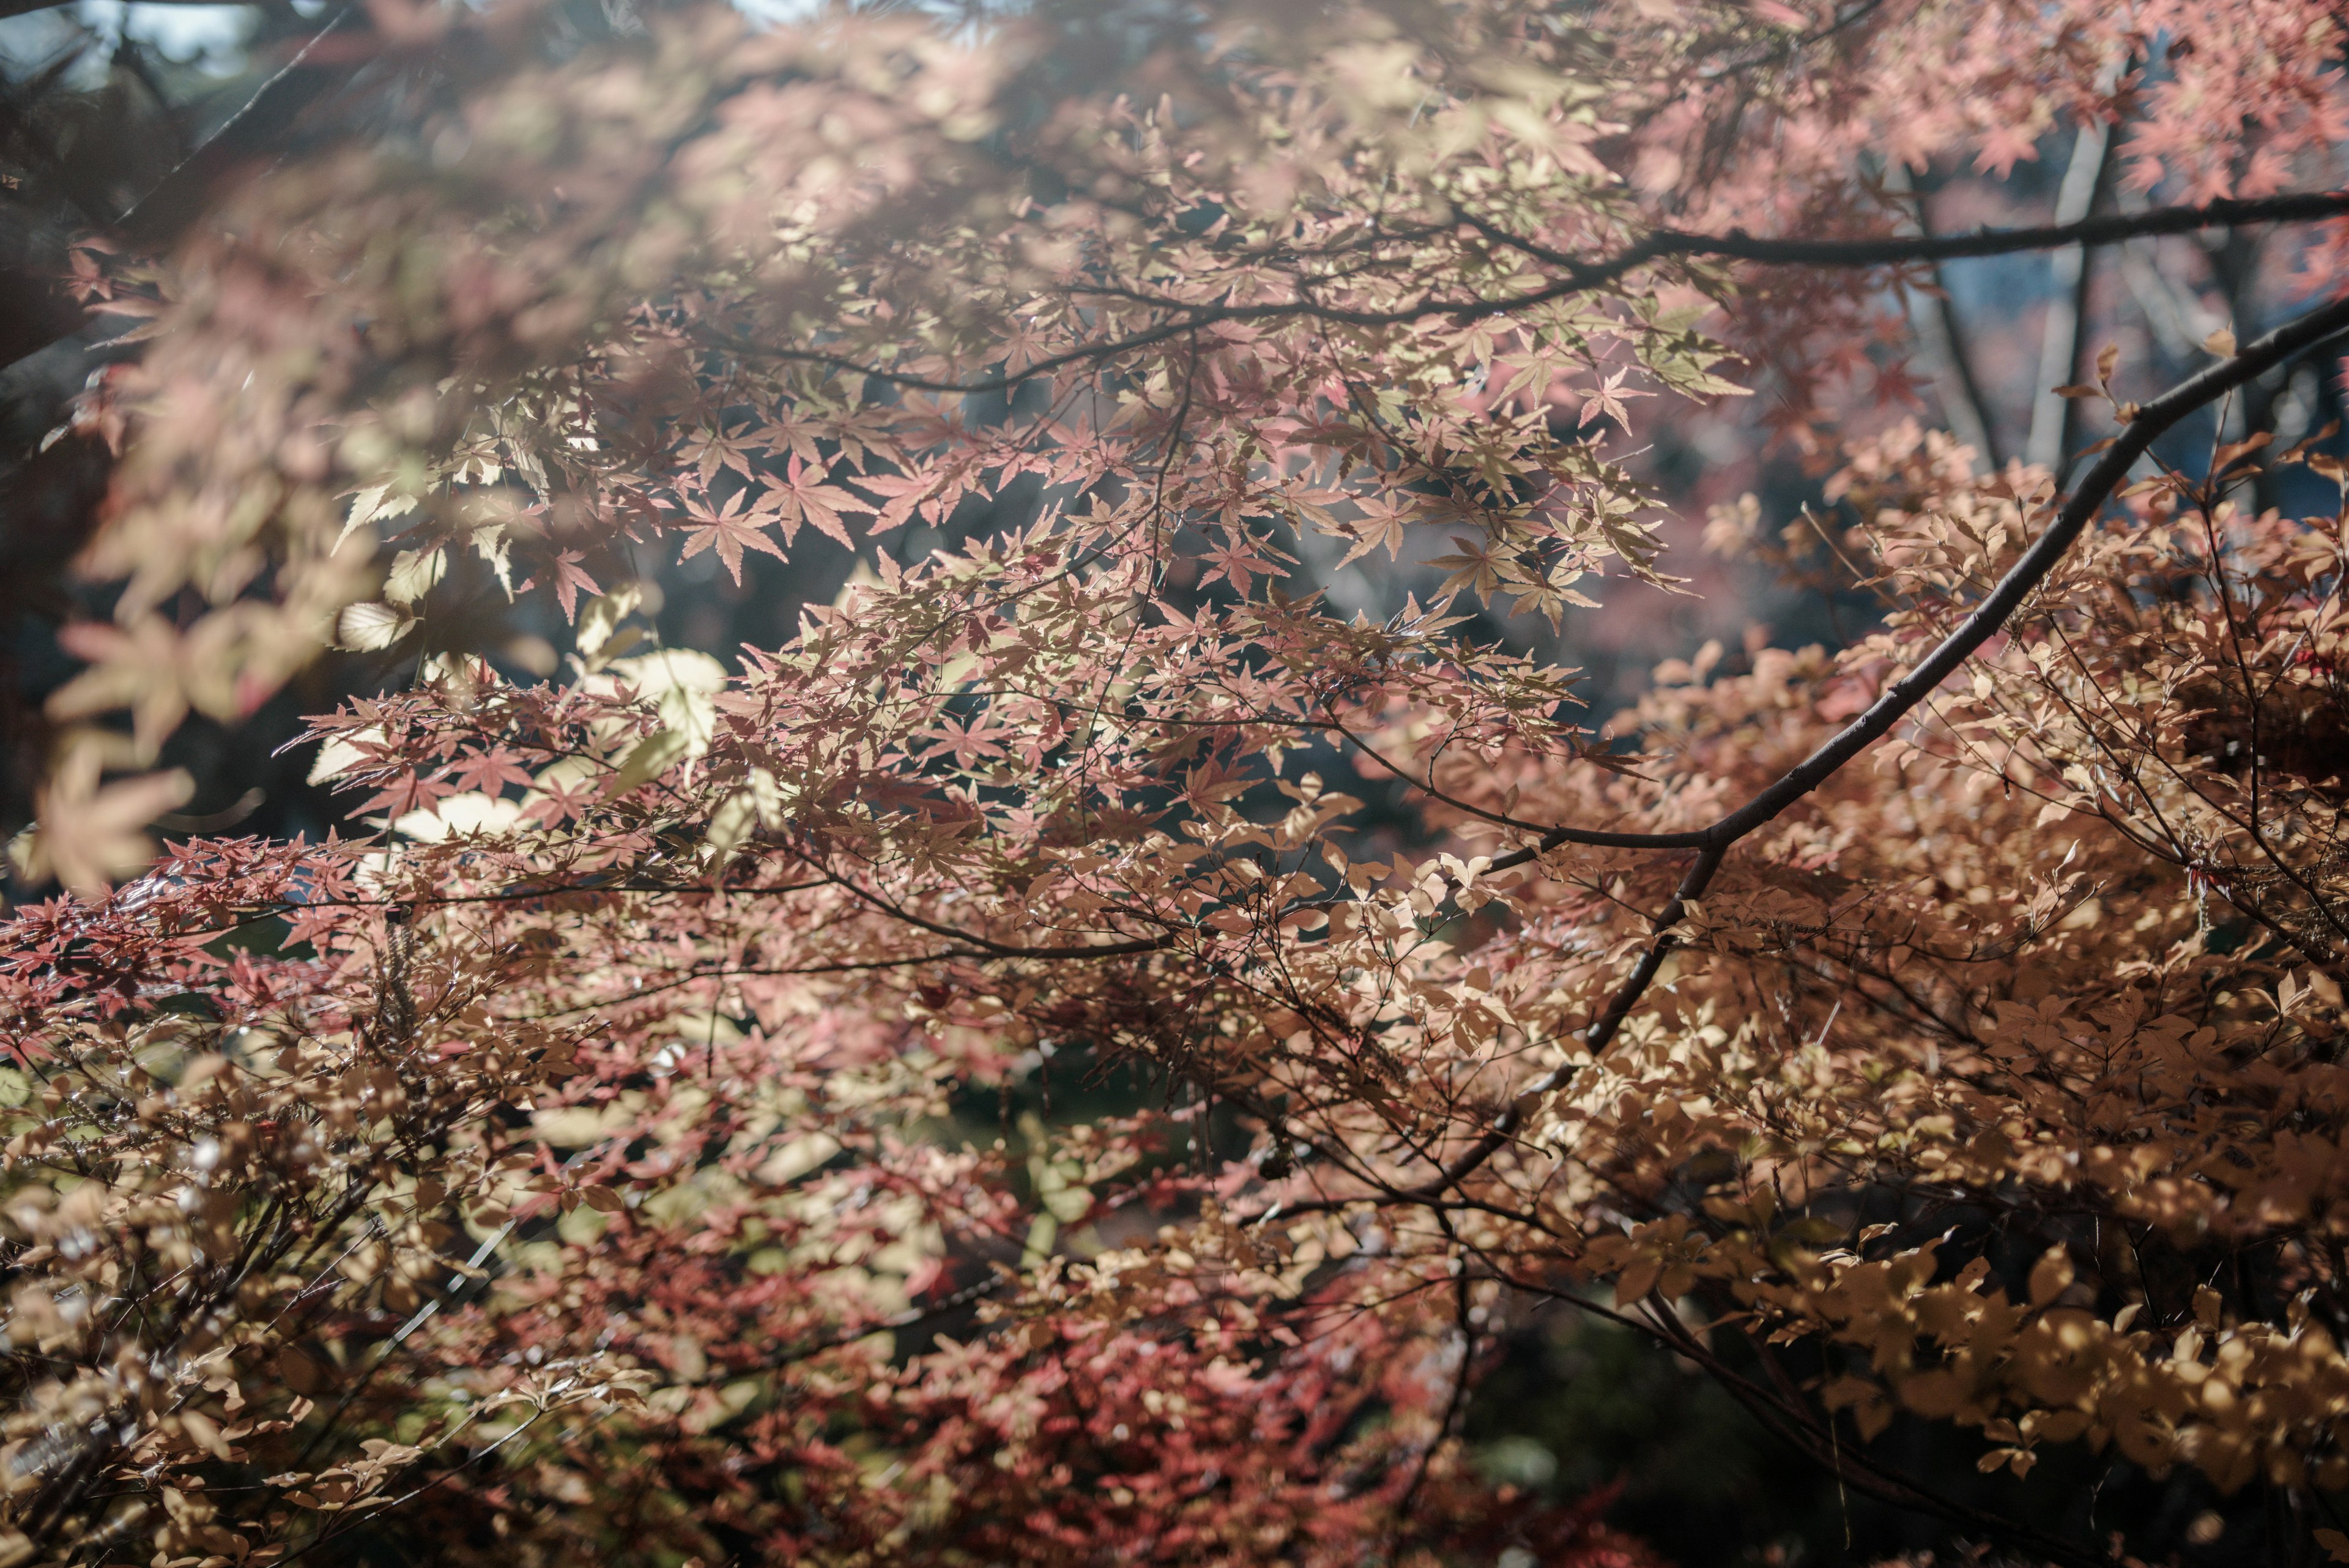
xmin=603 ymin=730 xmax=690 ymax=799
xmin=706 ymin=789 xmax=756 ymax=872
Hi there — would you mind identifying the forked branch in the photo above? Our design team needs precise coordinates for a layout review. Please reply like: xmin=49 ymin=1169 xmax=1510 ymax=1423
xmin=1298 ymin=283 xmax=2349 ymax=1213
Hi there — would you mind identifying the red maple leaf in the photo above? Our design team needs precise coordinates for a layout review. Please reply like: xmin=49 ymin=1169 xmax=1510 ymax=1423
xmin=766 ymin=455 xmax=872 ymax=549
xmin=675 ymin=485 xmax=784 ymax=584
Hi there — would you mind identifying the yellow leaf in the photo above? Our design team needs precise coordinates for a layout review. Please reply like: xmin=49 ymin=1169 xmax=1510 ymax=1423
xmin=383 ymin=545 xmax=447 ymax=608
xmin=334 ymin=600 xmax=416 ymax=652
xmin=2029 ymin=1246 xmax=2074 ymax=1308
xmin=748 ymin=765 xmax=787 ymax=828
xmin=604 ymin=730 xmax=691 ymax=798
xmin=576 ymin=584 xmax=648 ymax=664
xmin=610 ymin=649 xmax=727 ymax=756
xmin=707 ymin=790 xmax=757 ymax=872
xmin=178 ymin=1409 xmax=231 ymax=1459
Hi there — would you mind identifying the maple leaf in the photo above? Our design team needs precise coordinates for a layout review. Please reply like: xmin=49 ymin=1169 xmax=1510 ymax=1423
xmin=442 ymin=748 xmax=536 ymax=796
xmin=1197 ymin=528 xmax=1282 ymax=598
xmin=677 ymin=418 xmax=760 ymax=485
xmin=1972 ymin=121 xmax=2042 ymax=179
xmin=759 ymin=408 xmax=829 ymax=467
xmin=1336 ymin=495 xmax=1412 ymax=567
xmin=26 ymin=756 xmax=193 ymax=897
xmin=48 ymin=619 xmax=191 ymax=757
xmin=1427 ymin=534 xmax=1525 ymax=603
xmin=767 ymin=454 xmax=873 ymax=549
xmin=522 ymin=770 xmax=601 ymax=825
xmin=547 ymin=551 xmax=603 ymax=622
xmin=850 ymin=469 xmax=949 ymax=535
xmin=919 ymin=715 xmax=1008 ymax=770
xmin=675 ymin=485 xmax=784 ymax=584
xmin=349 ymin=768 xmax=458 ymax=820
xmin=1575 ymin=368 xmax=1651 ymax=434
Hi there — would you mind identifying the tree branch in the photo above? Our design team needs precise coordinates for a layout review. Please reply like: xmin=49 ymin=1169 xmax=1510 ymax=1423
xmin=1285 ymin=284 xmax=2349 ymax=1215
xmin=1885 ymin=162 xmax=2005 ymax=469
xmin=0 ymin=0 xmax=245 ymax=13
xmin=717 ymin=191 xmax=2349 ymax=398
xmin=1641 ymin=189 xmax=2349 ymax=270
xmin=1319 ymin=706 xmax=1710 ymax=851
xmin=1702 ymin=286 xmax=2349 ymax=851
xmin=2025 ymin=113 xmax=2117 ymax=472
xmin=116 ymin=6 xmax=363 ymax=247
xmin=1460 ymin=190 xmax=2349 ymax=289
xmin=1627 ymin=1299 xmax=2109 ymax=1568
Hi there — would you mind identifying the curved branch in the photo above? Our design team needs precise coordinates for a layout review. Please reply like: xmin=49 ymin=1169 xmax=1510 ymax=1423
xmin=713 ymin=192 xmax=2349 ymax=397
xmin=1301 ymin=845 xmax=1720 ymax=1216
xmin=1283 ymin=285 xmax=2349 ymax=1215
xmin=1704 ymin=286 xmax=2349 ymax=849
xmin=1319 ymin=706 xmax=1710 ymax=850
xmin=814 ymin=862 xmax=1179 ymax=960
xmin=1654 ymin=190 xmax=2348 ymax=268
xmin=118 ymin=7 xmax=364 ymax=245
xmin=1475 ymin=191 xmax=2349 ymax=276
xmin=0 ymin=0 xmax=239 ymax=13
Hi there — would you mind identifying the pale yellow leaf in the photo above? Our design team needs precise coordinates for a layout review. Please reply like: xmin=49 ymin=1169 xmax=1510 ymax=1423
xmin=604 ymin=730 xmax=691 ymax=798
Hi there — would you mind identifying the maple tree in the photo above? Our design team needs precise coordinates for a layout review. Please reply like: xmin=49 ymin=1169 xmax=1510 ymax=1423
xmin=7 ymin=0 xmax=2349 ymax=1562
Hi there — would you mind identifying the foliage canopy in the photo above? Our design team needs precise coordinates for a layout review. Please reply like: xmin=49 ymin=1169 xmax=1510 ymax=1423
xmin=8 ymin=1 xmax=2349 ymax=1563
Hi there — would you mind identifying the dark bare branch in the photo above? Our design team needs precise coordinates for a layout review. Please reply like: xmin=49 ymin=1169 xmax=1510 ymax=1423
xmin=719 ymin=190 xmax=2349 ymax=399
